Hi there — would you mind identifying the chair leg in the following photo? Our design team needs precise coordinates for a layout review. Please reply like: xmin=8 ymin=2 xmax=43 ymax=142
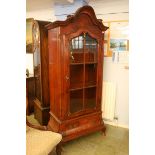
xmin=56 ymin=143 xmax=62 ymax=155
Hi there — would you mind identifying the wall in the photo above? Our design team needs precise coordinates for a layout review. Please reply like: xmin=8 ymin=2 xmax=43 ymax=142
xmin=26 ymin=8 xmax=56 ymax=21
xmin=90 ymin=0 xmax=128 ymax=128
xmin=54 ymin=0 xmax=88 ymax=20
xmin=90 ymin=0 xmax=129 ymax=128
xmin=90 ymin=0 xmax=129 ymax=21
xmin=103 ymin=58 xmax=129 ymax=128
xmin=26 ymin=53 xmax=34 ymax=76
xmin=26 ymin=0 xmax=129 ymax=21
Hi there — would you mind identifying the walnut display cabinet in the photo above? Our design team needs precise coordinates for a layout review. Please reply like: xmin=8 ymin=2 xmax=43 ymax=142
xmin=46 ymin=6 xmax=108 ymax=142
xmin=32 ymin=19 xmax=51 ymax=125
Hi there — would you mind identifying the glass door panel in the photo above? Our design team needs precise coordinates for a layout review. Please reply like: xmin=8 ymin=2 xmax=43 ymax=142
xmin=69 ymin=34 xmax=84 ymax=114
xmin=85 ymin=33 xmax=98 ymax=63
xmin=70 ymin=89 xmax=83 ymax=113
xmin=69 ymin=33 xmax=98 ymax=114
xmin=85 ymin=64 xmax=97 ymax=87
xmin=85 ymin=87 xmax=96 ymax=109
xmin=70 ymin=65 xmax=84 ymax=89
xmin=70 ymin=35 xmax=84 ymax=64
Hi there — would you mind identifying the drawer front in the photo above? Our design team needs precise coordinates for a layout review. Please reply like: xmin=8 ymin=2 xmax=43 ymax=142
xmin=63 ymin=115 xmax=101 ymax=131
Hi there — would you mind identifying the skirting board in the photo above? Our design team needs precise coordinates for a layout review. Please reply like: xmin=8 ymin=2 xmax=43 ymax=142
xmin=104 ymin=120 xmax=129 ymax=129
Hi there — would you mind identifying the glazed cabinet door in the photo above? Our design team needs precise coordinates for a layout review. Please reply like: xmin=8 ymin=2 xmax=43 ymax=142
xmin=68 ymin=33 xmax=99 ymax=116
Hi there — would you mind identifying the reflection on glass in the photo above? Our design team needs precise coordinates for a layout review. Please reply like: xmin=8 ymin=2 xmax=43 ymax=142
xmin=70 ymin=34 xmax=84 ymax=63
xmin=85 ymin=33 xmax=98 ymax=62
xmin=79 ymin=36 xmax=83 ymax=49
xmin=70 ymin=90 xmax=83 ymax=113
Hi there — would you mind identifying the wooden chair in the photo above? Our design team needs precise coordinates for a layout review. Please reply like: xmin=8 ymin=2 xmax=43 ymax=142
xmin=26 ymin=96 xmax=62 ymax=155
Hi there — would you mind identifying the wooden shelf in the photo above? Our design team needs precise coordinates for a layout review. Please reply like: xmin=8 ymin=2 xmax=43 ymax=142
xmin=70 ymin=63 xmax=84 ymax=65
xmin=70 ymin=85 xmax=96 ymax=91
xmin=70 ymin=87 xmax=83 ymax=91
xmin=84 ymin=85 xmax=96 ymax=89
xmin=70 ymin=62 xmax=97 ymax=65
xmin=85 ymin=62 xmax=97 ymax=64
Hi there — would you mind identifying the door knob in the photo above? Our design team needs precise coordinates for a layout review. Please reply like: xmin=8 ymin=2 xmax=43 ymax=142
xmin=65 ymin=76 xmax=69 ymax=80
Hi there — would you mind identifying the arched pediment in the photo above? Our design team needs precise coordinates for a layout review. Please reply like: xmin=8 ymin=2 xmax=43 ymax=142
xmin=45 ymin=5 xmax=108 ymax=32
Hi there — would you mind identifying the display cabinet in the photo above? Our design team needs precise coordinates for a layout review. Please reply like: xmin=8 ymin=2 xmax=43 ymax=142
xmin=30 ymin=19 xmax=51 ymax=125
xmin=46 ymin=6 xmax=108 ymax=142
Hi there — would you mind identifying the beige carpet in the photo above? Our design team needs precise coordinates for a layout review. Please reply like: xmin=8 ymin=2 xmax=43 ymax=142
xmin=27 ymin=115 xmax=129 ymax=155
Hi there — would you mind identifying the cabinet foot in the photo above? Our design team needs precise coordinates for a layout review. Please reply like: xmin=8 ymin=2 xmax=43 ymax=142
xmin=101 ymin=126 xmax=106 ymax=136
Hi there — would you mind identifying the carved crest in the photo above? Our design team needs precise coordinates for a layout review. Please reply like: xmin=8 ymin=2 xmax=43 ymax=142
xmin=45 ymin=5 xmax=108 ymax=32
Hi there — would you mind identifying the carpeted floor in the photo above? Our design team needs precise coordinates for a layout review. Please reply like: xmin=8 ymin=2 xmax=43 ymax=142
xmin=27 ymin=115 xmax=129 ymax=155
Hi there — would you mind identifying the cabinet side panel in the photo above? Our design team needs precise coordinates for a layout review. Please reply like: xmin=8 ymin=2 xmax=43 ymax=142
xmin=48 ymin=27 xmax=61 ymax=118
xmin=96 ymin=40 xmax=104 ymax=110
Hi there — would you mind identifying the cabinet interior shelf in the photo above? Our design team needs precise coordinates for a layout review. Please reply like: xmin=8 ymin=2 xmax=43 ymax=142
xmin=70 ymin=62 xmax=97 ymax=65
xmin=85 ymin=62 xmax=97 ymax=64
xmin=70 ymin=85 xmax=96 ymax=91
xmin=70 ymin=63 xmax=83 ymax=65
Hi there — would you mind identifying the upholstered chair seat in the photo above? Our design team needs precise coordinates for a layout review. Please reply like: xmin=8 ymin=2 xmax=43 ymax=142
xmin=26 ymin=126 xmax=62 ymax=155
xmin=26 ymin=94 xmax=62 ymax=155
